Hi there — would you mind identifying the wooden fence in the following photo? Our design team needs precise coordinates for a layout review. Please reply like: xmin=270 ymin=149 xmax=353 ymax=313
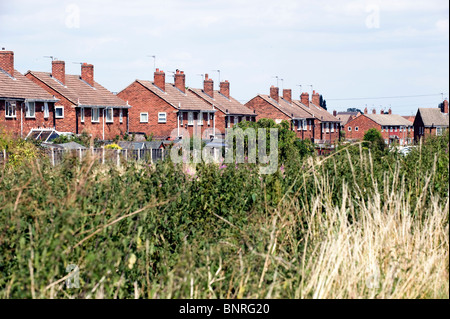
xmin=0 ymin=148 xmax=165 ymax=167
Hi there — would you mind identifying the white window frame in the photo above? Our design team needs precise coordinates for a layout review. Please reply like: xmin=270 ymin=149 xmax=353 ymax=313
xmin=325 ymin=123 xmax=330 ymax=133
xmin=227 ymin=116 xmax=231 ymax=128
xmin=303 ymin=120 xmax=307 ymax=131
xmin=234 ymin=116 xmax=238 ymax=125
xmin=55 ymin=106 xmax=64 ymax=119
xmin=92 ymin=108 xmax=100 ymax=123
xmin=436 ymin=126 xmax=442 ymax=136
xmin=355 ymin=126 xmax=359 ymax=132
xmin=105 ymin=108 xmax=114 ymax=123
xmin=348 ymin=126 xmax=352 ymax=131
xmin=80 ymin=107 xmax=85 ymax=123
xmin=158 ymin=112 xmax=167 ymax=123
xmin=331 ymin=123 xmax=335 ymax=132
xmin=394 ymin=127 xmax=397 ymax=132
xmin=5 ymin=101 xmax=16 ymax=118
xmin=44 ymin=102 xmax=49 ymax=118
xmin=197 ymin=112 xmax=203 ymax=125
xmin=119 ymin=109 xmax=123 ymax=123
xmin=179 ymin=112 xmax=183 ymax=125
xmin=188 ymin=112 xmax=194 ymax=125
xmin=140 ymin=112 xmax=148 ymax=123
xmin=25 ymin=102 xmax=36 ymax=118
xmin=207 ymin=112 xmax=211 ymax=126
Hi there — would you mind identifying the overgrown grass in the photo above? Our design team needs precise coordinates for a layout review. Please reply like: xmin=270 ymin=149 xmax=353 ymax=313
xmin=0 ymin=134 xmax=448 ymax=299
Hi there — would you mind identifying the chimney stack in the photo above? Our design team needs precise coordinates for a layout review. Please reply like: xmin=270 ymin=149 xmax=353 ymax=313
xmin=52 ymin=60 xmax=65 ymax=85
xmin=312 ymin=90 xmax=320 ymax=106
xmin=283 ymin=89 xmax=292 ymax=103
xmin=364 ymin=107 xmax=368 ymax=114
xmin=380 ymin=109 xmax=384 ymax=114
xmin=388 ymin=107 xmax=392 ymax=115
xmin=219 ymin=80 xmax=230 ymax=99
xmin=301 ymin=92 xmax=309 ymax=107
xmin=443 ymin=99 xmax=449 ymax=114
xmin=372 ymin=108 xmax=376 ymax=114
xmin=174 ymin=69 xmax=185 ymax=93
xmin=81 ymin=63 xmax=94 ymax=87
xmin=333 ymin=110 xmax=337 ymax=117
xmin=204 ymin=74 xmax=214 ymax=98
xmin=270 ymin=86 xmax=279 ymax=103
xmin=154 ymin=68 xmax=165 ymax=92
xmin=0 ymin=50 xmax=14 ymax=77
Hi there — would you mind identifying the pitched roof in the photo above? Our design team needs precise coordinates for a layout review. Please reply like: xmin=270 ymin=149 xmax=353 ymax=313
xmin=0 ymin=69 xmax=58 ymax=101
xmin=136 ymin=80 xmax=214 ymax=112
xmin=293 ymin=100 xmax=340 ymax=122
xmin=336 ymin=114 xmax=354 ymax=125
xmin=257 ymin=95 xmax=313 ymax=119
xmin=362 ymin=114 xmax=414 ymax=126
xmin=189 ymin=88 xmax=255 ymax=116
xmin=26 ymin=71 xmax=128 ymax=108
xmin=402 ymin=115 xmax=415 ymax=123
xmin=417 ymin=108 xmax=449 ymax=127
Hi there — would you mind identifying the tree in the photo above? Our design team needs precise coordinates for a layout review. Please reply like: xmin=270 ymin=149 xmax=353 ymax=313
xmin=363 ymin=128 xmax=385 ymax=153
xmin=319 ymin=95 xmax=327 ymax=110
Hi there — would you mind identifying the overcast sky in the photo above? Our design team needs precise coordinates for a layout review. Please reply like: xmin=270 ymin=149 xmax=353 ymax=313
xmin=1 ymin=0 xmax=448 ymax=114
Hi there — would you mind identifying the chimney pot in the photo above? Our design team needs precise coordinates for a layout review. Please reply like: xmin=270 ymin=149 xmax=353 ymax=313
xmin=443 ymin=100 xmax=449 ymax=114
xmin=174 ymin=69 xmax=186 ymax=93
xmin=364 ymin=107 xmax=368 ymax=114
xmin=154 ymin=69 xmax=165 ymax=92
xmin=220 ymin=80 xmax=230 ymax=99
xmin=372 ymin=108 xmax=376 ymax=114
xmin=283 ymin=89 xmax=292 ymax=103
xmin=333 ymin=110 xmax=337 ymax=117
xmin=388 ymin=108 xmax=392 ymax=115
xmin=204 ymin=74 xmax=214 ymax=98
xmin=270 ymin=86 xmax=279 ymax=103
xmin=81 ymin=63 xmax=94 ymax=86
xmin=312 ymin=91 xmax=320 ymax=106
xmin=301 ymin=92 xmax=309 ymax=107
xmin=0 ymin=50 xmax=14 ymax=77
xmin=52 ymin=60 xmax=65 ymax=85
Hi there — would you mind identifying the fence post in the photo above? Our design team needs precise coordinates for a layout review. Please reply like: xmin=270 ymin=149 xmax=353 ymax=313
xmin=137 ymin=149 xmax=141 ymax=161
xmin=125 ymin=149 xmax=128 ymax=162
xmin=161 ymin=149 xmax=164 ymax=161
xmin=3 ymin=149 xmax=6 ymax=162
xmin=51 ymin=148 xmax=55 ymax=166
xmin=102 ymin=147 xmax=105 ymax=164
xmin=116 ymin=149 xmax=120 ymax=168
xmin=79 ymin=148 xmax=82 ymax=162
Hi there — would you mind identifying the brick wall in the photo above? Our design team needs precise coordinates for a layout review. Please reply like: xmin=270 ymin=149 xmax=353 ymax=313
xmin=0 ymin=100 xmax=55 ymax=137
xmin=76 ymin=107 xmax=128 ymax=140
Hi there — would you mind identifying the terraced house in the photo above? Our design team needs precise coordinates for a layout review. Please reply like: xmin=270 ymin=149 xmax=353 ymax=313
xmin=118 ymin=69 xmax=217 ymax=140
xmin=0 ymin=50 xmax=58 ymax=137
xmin=292 ymin=91 xmax=341 ymax=144
xmin=245 ymin=87 xmax=340 ymax=144
xmin=345 ymin=108 xmax=415 ymax=145
xmin=413 ymin=100 xmax=449 ymax=142
xmin=189 ymin=74 xmax=256 ymax=135
xmin=25 ymin=60 xmax=130 ymax=140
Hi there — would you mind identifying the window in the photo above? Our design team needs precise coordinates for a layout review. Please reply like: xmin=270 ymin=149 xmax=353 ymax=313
xmin=119 ymin=109 xmax=123 ymax=123
xmin=188 ymin=112 xmax=193 ymax=125
xmin=394 ymin=127 xmax=397 ymax=132
xmin=158 ymin=112 xmax=167 ymax=123
xmin=399 ymin=127 xmax=402 ymax=132
xmin=437 ymin=126 xmax=442 ymax=136
xmin=140 ymin=112 xmax=148 ymax=123
xmin=390 ymin=127 xmax=393 ymax=132
xmin=92 ymin=108 xmax=100 ymax=123
xmin=355 ymin=126 xmax=359 ymax=131
xmin=348 ymin=126 xmax=352 ymax=131
xmin=5 ymin=101 xmax=16 ymax=118
xmin=207 ymin=113 xmax=211 ymax=126
xmin=80 ymin=107 xmax=85 ymax=122
xmin=44 ymin=102 xmax=49 ymax=118
xmin=331 ymin=123 xmax=335 ymax=132
xmin=197 ymin=112 xmax=202 ymax=125
xmin=325 ymin=123 xmax=329 ymax=133
xmin=179 ymin=112 xmax=183 ymax=125
xmin=106 ymin=108 xmax=113 ymax=123
xmin=26 ymin=102 xmax=35 ymax=118
xmin=234 ymin=116 xmax=238 ymax=125
xmin=55 ymin=106 xmax=64 ymax=118
xmin=381 ymin=126 xmax=384 ymax=132
xmin=303 ymin=120 xmax=307 ymax=131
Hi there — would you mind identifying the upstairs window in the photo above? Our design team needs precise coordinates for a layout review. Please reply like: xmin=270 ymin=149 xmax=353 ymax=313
xmin=5 ymin=101 xmax=16 ymax=118
xmin=140 ymin=112 xmax=148 ymax=123
xmin=92 ymin=108 xmax=100 ymax=123
xmin=119 ymin=109 xmax=123 ymax=123
xmin=80 ymin=107 xmax=85 ymax=122
xmin=26 ymin=102 xmax=35 ymax=118
xmin=158 ymin=112 xmax=167 ymax=123
xmin=188 ymin=112 xmax=194 ymax=125
xmin=331 ymin=123 xmax=335 ymax=132
xmin=355 ymin=126 xmax=359 ymax=131
xmin=348 ymin=126 xmax=352 ymax=131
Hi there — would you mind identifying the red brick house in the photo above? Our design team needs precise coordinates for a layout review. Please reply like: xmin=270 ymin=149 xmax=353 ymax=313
xmin=292 ymin=91 xmax=341 ymax=144
xmin=345 ymin=110 xmax=414 ymax=145
xmin=118 ymin=69 xmax=216 ymax=140
xmin=189 ymin=74 xmax=256 ymax=136
xmin=25 ymin=60 xmax=129 ymax=140
xmin=413 ymin=101 xmax=449 ymax=142
xmin=245 ymin=86 xmax=318 ymax=140
xmin=0 ymin=50 xmax=58 ymax=138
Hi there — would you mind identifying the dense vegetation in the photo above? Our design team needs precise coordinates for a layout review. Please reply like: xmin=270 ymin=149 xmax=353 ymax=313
xmin=0 ymin=128 xmax=448 ymax=299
